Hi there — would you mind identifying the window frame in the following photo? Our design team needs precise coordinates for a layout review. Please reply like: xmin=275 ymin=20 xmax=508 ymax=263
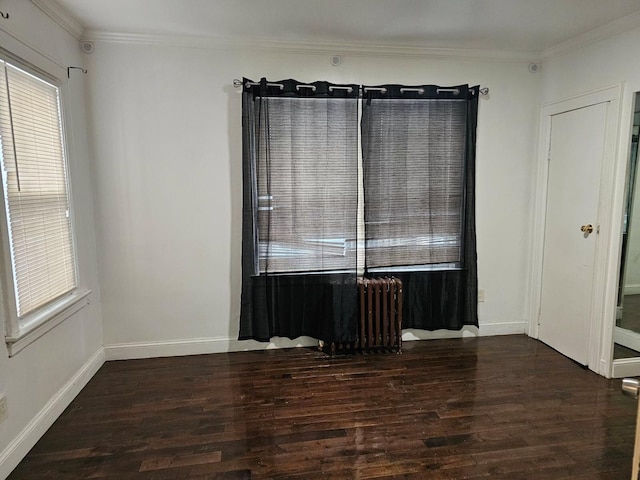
xmin=0 ymin=51 xmax=89 ymax=356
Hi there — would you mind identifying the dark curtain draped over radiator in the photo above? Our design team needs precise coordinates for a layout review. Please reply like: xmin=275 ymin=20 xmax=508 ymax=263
xmin=239 ymin=78 xmax=360 ymax=343
xmin=361 ymin=84 xmax=479 ymax=330
xmin=240 ymin=78 xmax=479 ymax=343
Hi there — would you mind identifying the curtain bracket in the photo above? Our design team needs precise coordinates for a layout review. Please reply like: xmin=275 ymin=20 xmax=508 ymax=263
xmin=67 ymin=66 xmax=87 ymax=78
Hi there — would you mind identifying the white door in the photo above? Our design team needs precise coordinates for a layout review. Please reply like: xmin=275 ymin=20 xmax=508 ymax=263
xmin=538 ymin=102 xmax=608 ymax=365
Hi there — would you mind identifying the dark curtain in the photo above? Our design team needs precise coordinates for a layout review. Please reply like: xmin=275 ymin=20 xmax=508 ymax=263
xmin=240 ymin=79 xmax=479 ymax=342
xmin=361 ymin=84 xmax=479 ymax=330
xmin=239 ymin=78 xmax=360 ymax=343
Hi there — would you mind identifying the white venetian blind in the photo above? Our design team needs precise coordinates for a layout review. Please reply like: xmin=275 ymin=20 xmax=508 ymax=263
xmin=0 ymin=60 xmax=77 ymax=317
xmin=362 ymin=98 xmax=466 ymax=270
xmin=254 ymin=96 xmax=359 ymax=274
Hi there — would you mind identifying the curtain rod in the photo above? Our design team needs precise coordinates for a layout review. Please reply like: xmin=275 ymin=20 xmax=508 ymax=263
xmin=233 ymin=79 xmax=489 ymax=96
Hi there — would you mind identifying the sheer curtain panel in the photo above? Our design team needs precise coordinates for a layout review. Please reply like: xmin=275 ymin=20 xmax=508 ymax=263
xmin=240 ymin=78 xmax=359 ymax=343
xmin=361 ymin=84 xmax=479 ymax=330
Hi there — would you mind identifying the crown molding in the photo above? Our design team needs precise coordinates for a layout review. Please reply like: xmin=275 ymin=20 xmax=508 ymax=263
xmin=83 ymin=30 xmax=540 ymax=63
xmin=29 ymin=0 xmax=84 ymax=40
xmin=541 ymin=9 xmax=640 ymax=59
xmin=23 ymin=3 xmax=640 ymax=63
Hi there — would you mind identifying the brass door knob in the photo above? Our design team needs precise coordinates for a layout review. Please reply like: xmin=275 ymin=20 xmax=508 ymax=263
xmin=580 ymin=224 xmax=594 ymax=234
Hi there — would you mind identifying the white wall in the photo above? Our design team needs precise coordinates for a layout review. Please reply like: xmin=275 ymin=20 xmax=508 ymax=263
xmin=0 ymin=1 xmax=103 ymax=478
xmin=83 ymin=39 xmax=541 ymax=358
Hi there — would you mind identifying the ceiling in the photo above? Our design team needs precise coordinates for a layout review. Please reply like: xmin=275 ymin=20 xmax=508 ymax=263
xmin=54 ymin=0 xmax=640 ymax=54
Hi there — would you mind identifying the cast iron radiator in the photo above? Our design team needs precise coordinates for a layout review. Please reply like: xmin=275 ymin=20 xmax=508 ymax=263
xmin=328 ymin=277 xmax=403 ymax=354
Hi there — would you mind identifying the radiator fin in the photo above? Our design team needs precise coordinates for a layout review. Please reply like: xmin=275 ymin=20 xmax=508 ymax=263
xmin=330 ymin=277 xmax=403 ymax=354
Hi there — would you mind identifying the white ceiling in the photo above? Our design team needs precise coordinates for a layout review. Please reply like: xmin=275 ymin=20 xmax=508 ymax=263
xmin=54 ymin=0 xmax=640 ymax=54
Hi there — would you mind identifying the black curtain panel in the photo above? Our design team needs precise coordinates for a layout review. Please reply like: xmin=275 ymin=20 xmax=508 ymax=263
xmin=240 ymin=79 xmax=479 ymax=343
xmin=361 ymin=84 xmax=479 ymax=330
xmin=239 ymin=78 xmax=360 ymax=343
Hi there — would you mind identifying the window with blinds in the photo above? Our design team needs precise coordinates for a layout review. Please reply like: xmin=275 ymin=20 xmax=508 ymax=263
xmin=0 ymin=60 xmax=77 ymax=318
xmin=253 ymin=96 xmax=359 ymax=274
xmin=362 ymin=98 xmax=467 ymax=271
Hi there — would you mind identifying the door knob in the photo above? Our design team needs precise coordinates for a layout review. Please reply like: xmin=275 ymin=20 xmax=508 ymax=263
xmin=580 ymin=224 xmax=594 ymax=234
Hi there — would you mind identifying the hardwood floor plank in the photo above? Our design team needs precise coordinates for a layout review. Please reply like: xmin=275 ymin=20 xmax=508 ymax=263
xmin=7 ymin=335 xmax=638 ymax=479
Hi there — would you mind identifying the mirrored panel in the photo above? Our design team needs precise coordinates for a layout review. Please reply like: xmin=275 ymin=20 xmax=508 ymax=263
xmin=614 ymin=92 xmax=640 ymax=359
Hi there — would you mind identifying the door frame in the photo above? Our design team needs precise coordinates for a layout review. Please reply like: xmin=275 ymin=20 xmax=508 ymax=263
xmin=529 ymin=85 xmax=622 ymax=377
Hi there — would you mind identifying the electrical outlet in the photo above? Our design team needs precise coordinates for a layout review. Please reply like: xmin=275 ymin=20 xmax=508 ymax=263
xmin=478 ymin=289 xmax=485 ymax=303
xmin=0 ymin=395 xmax=6 ymax=423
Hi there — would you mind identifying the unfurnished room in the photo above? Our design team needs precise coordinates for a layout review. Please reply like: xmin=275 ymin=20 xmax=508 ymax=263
xmin=3 ymin=1 xmax=640 ymax=478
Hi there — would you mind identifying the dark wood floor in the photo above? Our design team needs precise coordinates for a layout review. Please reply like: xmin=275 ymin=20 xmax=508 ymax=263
xmin=8 ymin=335 xmax=638 ymax=479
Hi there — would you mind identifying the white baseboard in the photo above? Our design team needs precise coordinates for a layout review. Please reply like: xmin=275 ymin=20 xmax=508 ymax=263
xmin=104 ymin=322 xmax=527 ymax=361
xmin=0 ymin=347 xmax=105 ymax=480
xmin=612 ymin=357 xmax=640 ymax=378
xmin=104 ymin=336 xmax=319 ymax=361
xmin=403 ymin=321 xmax=527 ymax=341
xmin=624 ymin=285 xmax=640 ymax=295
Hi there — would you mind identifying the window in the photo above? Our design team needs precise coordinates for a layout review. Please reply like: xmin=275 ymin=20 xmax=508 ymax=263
xmin=247 ymin=83 xmax=470 ymax=276
xmin=0 ymin=59 xmax=77 ymax=325
xmin=240 ymin=78 xmax=479 ymax=342
xmin=362 ymin=97 xmax=467 ymax=271
xmin=253 ymin=96 xmax=359 ymax=274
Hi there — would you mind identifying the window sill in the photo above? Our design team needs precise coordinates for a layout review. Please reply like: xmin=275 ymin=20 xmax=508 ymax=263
xmin=5 ymin=289 xmax=92 ymax=357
